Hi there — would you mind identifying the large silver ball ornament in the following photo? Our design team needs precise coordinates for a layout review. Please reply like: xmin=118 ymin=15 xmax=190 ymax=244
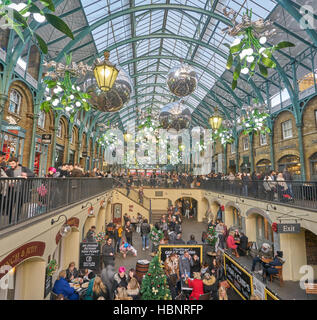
xmin=87 ymin=69 xmax=133 ymax=112
xmin=167 ymin=63 xmax=198 ymax=97
xmin=159 ymin=101 xmax=191 ymax=131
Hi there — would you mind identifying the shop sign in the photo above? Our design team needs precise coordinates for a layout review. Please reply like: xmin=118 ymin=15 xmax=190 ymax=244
xmin=159 ymin=245 xmax=203 ymax=267
xmin=55 ymin=217 xmax=79 ymax=244
xmin=79 ymin=242 xmax=100 ymax=271
xmin=277 ymin=223 xmax=300 ymax=233
xmin=223 ymin=253 xmax=253 ymax=300
xmin=279 ymin=144 xmax=296 ymax=151
xmin=42 ymin=134 xmax=52 ymax=144
xmin=4 ymin=125 xmax=20 ymax=131
xmin=0 ymin=241 xmax=46 ymax=280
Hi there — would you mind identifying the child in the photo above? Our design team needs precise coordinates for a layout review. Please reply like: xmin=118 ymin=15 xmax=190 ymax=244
xmin=119 ymin=241 xmax=137 ymax=259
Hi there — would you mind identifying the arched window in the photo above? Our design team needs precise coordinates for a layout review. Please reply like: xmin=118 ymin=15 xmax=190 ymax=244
xmin=37 ymin=111 xmax=45 ymax=129
xmin=71 ymin=128 xmax=76 ymax=144
xmin=57 ymin=120 xmax=63 ymax=138
xmin=310 ymin=153 xmax=317 ymax=180
xmin=8 ymin=89 xmax=22 ymax=114
xmin=256 ymin=159 xmax=271 ymax=174
xmin=278 ymin=155 xmax=301 ymax=179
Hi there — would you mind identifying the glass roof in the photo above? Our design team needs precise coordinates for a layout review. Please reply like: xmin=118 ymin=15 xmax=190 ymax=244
xmin=46 ymin=0 xmax=311 ymax=128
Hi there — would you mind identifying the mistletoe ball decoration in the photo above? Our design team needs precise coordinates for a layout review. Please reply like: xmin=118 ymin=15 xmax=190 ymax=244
xmin=241 ymin=108 xmax=270 ymax=135
xmin=223 ymin=8 xmax=295 ymax=90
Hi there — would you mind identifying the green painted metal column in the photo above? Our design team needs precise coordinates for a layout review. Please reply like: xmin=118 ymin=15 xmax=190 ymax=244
xmin=223 ymin=144 xmax=227 ymax=174
xmin=249 ymin=133 xmax=254 ymax=173
xmin=0 ymin=94 xmax=8 ymax=133
xmin=296 ymin=123 xmax=306 ymax=180
xmin=51 ymin=116 xmax=59 ymax=167
xmin=28 ymin=113 xmax=39 ymax=172
xmin=269 ymin=132 xmax=275 ymax=171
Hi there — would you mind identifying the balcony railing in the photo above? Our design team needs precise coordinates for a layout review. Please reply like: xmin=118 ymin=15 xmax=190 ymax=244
xmin=114 ymin=176 xmax=317 ymax=210
xmin=0 ymin=177 xmax=113 ymax=231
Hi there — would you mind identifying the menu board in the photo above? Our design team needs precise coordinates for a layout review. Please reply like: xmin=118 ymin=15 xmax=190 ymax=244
xmin=159 ymin=245 xmax=203 ymax=265
xmin=224 ymin=253 xmax=253 ymax=300
xmin=79 ymin=242 xmax=100 ymax=271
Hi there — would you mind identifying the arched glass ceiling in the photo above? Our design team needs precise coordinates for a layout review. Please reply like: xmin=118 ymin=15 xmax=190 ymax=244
xmin=33 ymin=0 xmax=317 ymax=130
xmin=78 ymin=0 xmax=277 ymax=129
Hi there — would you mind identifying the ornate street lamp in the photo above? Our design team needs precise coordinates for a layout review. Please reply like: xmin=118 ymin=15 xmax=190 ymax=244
xmin=51 ymin=215 xmax=71 ymax=238
xmin=209 ymin=107 xmax=223 ymax=130
xmin=93 ymin=51 xmax=119 ymax=92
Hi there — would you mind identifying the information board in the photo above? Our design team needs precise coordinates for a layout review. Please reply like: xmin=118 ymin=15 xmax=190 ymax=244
xmin=159 ymin=245 xmax=203 ymax=265
xmin=79 ymin=242 xmax=100 ymax=270
xmin=224 ymin=253 xmax=253 ymax=300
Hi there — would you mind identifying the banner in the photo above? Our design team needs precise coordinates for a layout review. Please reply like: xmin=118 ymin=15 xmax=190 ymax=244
xmin=159 ymin=245 xmax=203 ymax=265
xmin=223 ymin=253 xmax=253 ymax=300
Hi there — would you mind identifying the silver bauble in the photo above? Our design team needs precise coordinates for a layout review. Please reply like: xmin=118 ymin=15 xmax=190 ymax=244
xmin=167 ymin=63 xmax=198 ymax=97
xmin=159 ymin=101 xmax=191 ymax=131
xmin=87 ymin=69 xmax=133 ymax=112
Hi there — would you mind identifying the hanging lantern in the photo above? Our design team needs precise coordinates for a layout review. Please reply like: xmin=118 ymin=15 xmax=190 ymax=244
xmin=124 ymin=133 xmax=133 ymax=142
xmin=167 ymin=62 xmax=198 ymax=97
xmin=93 ymin=51 xmax=119 ymax=92
xmin=209 ymin=107 xmax=223 ymax=130
xmin=87 ymin=68 xmax=133 ymax=112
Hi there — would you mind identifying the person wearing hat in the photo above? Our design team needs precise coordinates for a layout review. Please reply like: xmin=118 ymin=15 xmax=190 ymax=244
xmin=251 ymin=242 xmax=273 ymax=273
xmin=262 ymin=251 xmax=284 ymax=283
xmin=47 ymin=167 xmax=57 ymax=178
xmin=202 ymin=273 xmax=217 ymax=300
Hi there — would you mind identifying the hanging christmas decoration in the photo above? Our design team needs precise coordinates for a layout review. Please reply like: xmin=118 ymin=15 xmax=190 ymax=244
xmin=223 ymin=8 xmax=295 ymax=90
xmin=140 ymin=255 xmax=171 ymax=300
xmin=167 ymin=62 xmax=198 ymax=97
xmin=159 ymin=100 xmax=191 ymax=131
xmin=0 ymin=0 xmax=74 ymax=54
xmin=86 ymin=69 xmax=133 ymax=112
xmin=212 ymin=126 xmax=234 ymax=145
xmin=40 ymin=54 xmax=91 ymax=122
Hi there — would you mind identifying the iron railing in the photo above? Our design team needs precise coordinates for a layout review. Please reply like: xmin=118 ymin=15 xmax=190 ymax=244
xmin=113 ymin=176 xmax=317 ymax=210
xmin=0 ymin=177 xmax=113 ymax=230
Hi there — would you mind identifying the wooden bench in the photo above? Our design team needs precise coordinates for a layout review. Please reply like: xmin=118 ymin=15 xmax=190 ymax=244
xmin=270 ymin=265 xmax=284 ymax=286
xmin=304 ymin=283 xmax=317 ymax=297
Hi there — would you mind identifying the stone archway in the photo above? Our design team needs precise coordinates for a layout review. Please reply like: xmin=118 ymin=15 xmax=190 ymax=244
xmin=175 ymin=196 xmax=199 ymax=221
xmin=61 ymin=227 xmax=80 ymax=270
xmin=14 ymin=257 xmax=46 ymax=300
xmin=225 ymin=201 xmax=243 ymax=231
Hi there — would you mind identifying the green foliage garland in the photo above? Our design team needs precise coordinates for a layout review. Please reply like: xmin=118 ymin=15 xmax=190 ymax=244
xmin=0 ymin=0 xmax=74 ymax=54
xmin=225 ymin=9 xmax=295 ymax=90
xmin=40 ymin=54 xmax=91 ymax=122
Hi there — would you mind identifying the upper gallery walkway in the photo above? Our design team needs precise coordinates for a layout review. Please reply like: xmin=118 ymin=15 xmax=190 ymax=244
xmin=1 ymin=176 xmax=317 ymax=231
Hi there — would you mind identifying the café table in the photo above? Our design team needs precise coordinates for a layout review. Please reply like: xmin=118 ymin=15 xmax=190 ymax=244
xmin=70 ymin=279 xmax=89 ymax=300
xmin=180 ymin=278 xmax=193 ymax=300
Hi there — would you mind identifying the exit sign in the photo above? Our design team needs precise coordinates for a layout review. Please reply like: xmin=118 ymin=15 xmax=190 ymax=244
xmin=277 ymin=223 xmax=300 ymax=234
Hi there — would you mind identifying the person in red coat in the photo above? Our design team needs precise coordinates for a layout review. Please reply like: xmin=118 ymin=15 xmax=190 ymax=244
xmin=226 ymin=231 xmax=240 ymax=258
xmin=186 ymin=272 xmax=204 ymax=300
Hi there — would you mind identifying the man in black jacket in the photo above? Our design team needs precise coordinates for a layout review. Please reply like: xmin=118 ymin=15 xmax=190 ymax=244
xmin=5 ymin=157 xmax=35 ymax=223
xmin=141 ymin=218 xmax=151 ymax=251
xmin=237 ymin=233 xmax=249 ymax=256
xmin=102 ymin=238 xmax=115 ymax=268
xmin=85 ymin=226 xmax=96 ymax=242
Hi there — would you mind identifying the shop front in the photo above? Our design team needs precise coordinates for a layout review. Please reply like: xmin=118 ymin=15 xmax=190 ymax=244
xmin=0 ymin=123 xmax=25 ymax=163
xmin=256 ymin=159 xmax=272 ymax=174
xmin=34 ymin=135 xmax=48 ymax=177
xmin=278 ymin=155 xmax=301 ymax=180
xmin=69 ymin=149 xmax=75 ymax=165
xmin=309 ymin=152 xmax=317 ymax=181
xmin=240 ymin=156 xmax=251 ymax=173
xmin=55 ymin=144 xmax=64 ymax=169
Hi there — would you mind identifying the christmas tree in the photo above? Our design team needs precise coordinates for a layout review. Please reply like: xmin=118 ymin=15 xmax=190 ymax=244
xmin=206 ymin=226 xmax=218 ymax=248
xmin=140 ymin=255 xmax=171 ymax=300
